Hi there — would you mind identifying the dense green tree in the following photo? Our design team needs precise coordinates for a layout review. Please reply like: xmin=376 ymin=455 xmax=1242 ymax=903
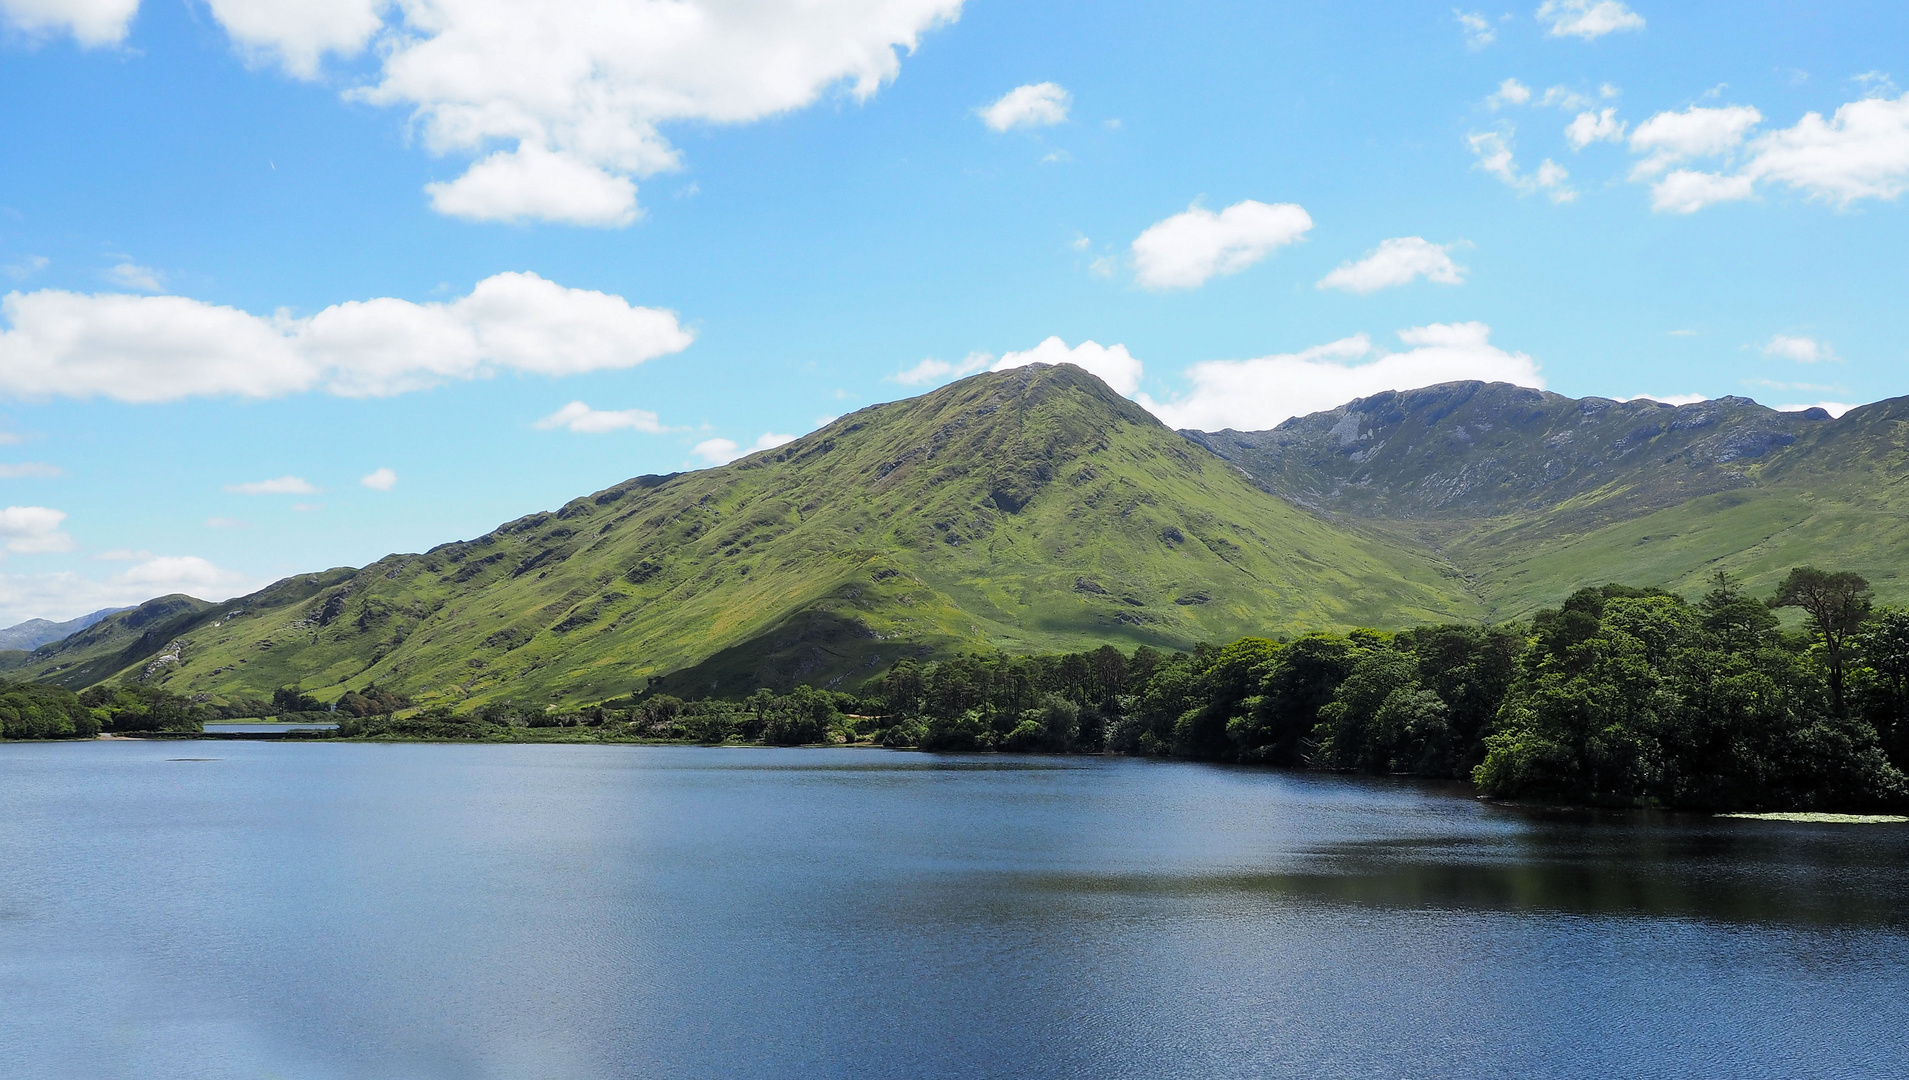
xmin=1771 ymin=567 xmax=1873 ymax=714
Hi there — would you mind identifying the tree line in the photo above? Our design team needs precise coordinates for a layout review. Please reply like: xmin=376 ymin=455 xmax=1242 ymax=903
xmin=0 ymin=683 xmax=214 ymax=739
xmin=15 ymin=566 xmax=1909 ymax=812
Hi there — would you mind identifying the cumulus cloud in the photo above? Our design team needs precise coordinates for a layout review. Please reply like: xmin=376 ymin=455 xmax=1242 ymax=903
xmin=1566 ymin=108 xmax=1626 ymax=149
xmin=694 ymin=432 xmax=796 ymax=466
xmin=1628 ymin=104 xmax=1764 ymax=178
xmin=230 ymin=0 xmax=959 ymax=225
xmin=0 ymin=554 xmax=251 ymax=626
xmin=1762 ymin=334 xmax=1837 ymax=363
xmin=1742 ymin=91 xmax=1909 ymax=206
xmin=1130 ymin=200 xmax=1313 ymax=290
xmin=425 ymin=145 xmax=640 ymax=227
xmin=0 ymin=0 xmax=139 ymax=46
xmin=1317 ymin=238 xmax=1465 ymax=294
xmin=890 ymin=352 xmax=991 ymax=386
xmin=0 ymin=271 xmax=693 ymax=402
xmin=102 ymin=262 xmax=165 ymax=292
xmin=534 ymin=401 xmax=671 ymax=433
xmin=1489 ymin=79 xmax=1532 ymax=109
xmin=202 ymin=0 xmax=385 ymax=78
xmin=978 ymin=82 xmax=1070 ymax=131
xmin=1647 ymin=169 xmax=1755 ymax=212
xmin=1469 ymin=129 xmax=1576 ymax=202
xmin=1535 ymin=0 xmax=1644 ymax=40
xmin=990 ymin=337 xmax=1143 ymax=396
xmin=1631 ymin=93 xmax=1909 ymax=212
xmin=74 ymin=1 xmax=960 ymax=224
xmin=0 ymin=505 xmax=74 ymax=554
xmin=359 ymin=467 xmax=397 ymax=490
xmin=1137 ymin=322 xmax=1542 ymax=432
xmin=1456 ymin=10 xmax=1495 ymax=49
xmin=225 ymin=476 xmax=317 ymax=496
xmin=0 ymin=462 xmax=62 ymax=478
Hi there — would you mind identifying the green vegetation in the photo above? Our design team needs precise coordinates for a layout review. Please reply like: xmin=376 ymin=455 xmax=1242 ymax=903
xmin=285 ymin=567 xmax=1904 ymax=812
xmin=8 ymin=369 xmax=1909 ymax=759
xmin=0 ymin=682 xmax=210 ymax=739
xmin=1195 ymin=382 xmax=1909 ymax=618
xmin=7 ymin=365 xmax=1482 ymax=707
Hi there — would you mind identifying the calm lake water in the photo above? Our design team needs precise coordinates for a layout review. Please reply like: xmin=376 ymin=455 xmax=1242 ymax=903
xmin=4 ymin=743 xmax=1907 ymax=1079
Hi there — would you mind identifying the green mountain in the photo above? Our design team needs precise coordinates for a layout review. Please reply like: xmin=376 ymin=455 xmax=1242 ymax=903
xmin=1190 ymin=381 xmax=1909 ymax=616
xmin=17 ymin=365 xmax=1481 ymax=705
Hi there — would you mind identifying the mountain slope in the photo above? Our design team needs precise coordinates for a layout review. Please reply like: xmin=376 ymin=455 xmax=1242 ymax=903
xmin=0 ymin=606 xmax=129 ymax=654
xmin=23 ymin=365 xmax=1481 ymax=704
xmin=1193 ymin=382 xmax=1909 ymax=615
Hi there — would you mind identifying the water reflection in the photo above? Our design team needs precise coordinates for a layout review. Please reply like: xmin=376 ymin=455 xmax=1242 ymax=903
xmin=1031 ymin=807 xmax=1909 ymax=927
xmin=2 ymin=743 xmax=1905 ymax=1080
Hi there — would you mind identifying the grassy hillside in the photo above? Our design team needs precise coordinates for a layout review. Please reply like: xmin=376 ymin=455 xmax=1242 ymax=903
xmin=1198 ymin=382 xmax=1909 ymax=615
xmin=21 ymin=365 xmax=1481 ymax=705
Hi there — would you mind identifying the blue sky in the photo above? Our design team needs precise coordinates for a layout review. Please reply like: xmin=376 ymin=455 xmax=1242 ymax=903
xmin=0 ymin=0 xmax=1906 ymax=623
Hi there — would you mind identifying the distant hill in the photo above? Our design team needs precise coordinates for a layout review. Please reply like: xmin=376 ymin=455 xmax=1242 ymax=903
xmin=0 ymin=606 xmax=129 ymax=653
xmin=1190 ymin=381 xmax=1909 ymax=617
xmin=12 ymin=365 xmax=1480 ymax=705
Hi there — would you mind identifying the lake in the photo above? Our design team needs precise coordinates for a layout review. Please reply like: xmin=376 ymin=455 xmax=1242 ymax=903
xmin=3 ymin=742 xmax=1906 ymax=1079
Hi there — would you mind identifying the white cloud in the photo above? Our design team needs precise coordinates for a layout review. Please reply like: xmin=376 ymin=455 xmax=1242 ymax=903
xmin=1137 ymin=322 xmax=1542 ymax=432
xmin=1130 ymin=199 xmax=1313 ymax=290
xmin=1628 ymin=104 xmax=1763 ymax=178
xmin=0 ymin=554 xmax=250 ymax=626
xmin=202 ymin=0 xmax=385 ymax=78
xmin=1456 ymin=10 xmax=1495 ymax=49
xmin=1762 ymin=334 xmax=1837 ymax=363
xmin=1317 ymin=238 xmax=1465 ymax=294
xmin=1490 ymin=78 xmax=1532 ymax=108
xmin=1566 ymin=108 xmax=1626 ymax=149
xmin=1540 ymin=86 xmax=1595 ymax=111
xmin=300 ymin=0 xmax=959 ymax=225
xmin=4 ymin=255 xmax=49 ymax=281
xmin=360 ymin=467 xmax=398 ymax=490
xmin=103 ymin=262 xmax=164 ymax=292
xmin=533 ymin=400 xmax=670 ymax=433
xmin=978 ymin=82 xmax=1070 ymax=131
xmin=224 ymin=476 xmax=317 ymax=495
xmin=1628 ymin=92 xmax=1909 ymax=212
xmin=0 ymin=505 xmax=74 ymax=553
xmin=1740 ymin=91 xmax=1909 ymax=206
xmin=0 ymin=271 xmax=693 ymax=402
xmin=1468 ymin=129 xmax=1577 ymax=202
xmin=890 ymin=352 xmax=991 ymax=386
xmin=0 ymin=0 xmax=139 ymax=46
xmin=0 ymin=462 xmax=61 ymax=478
xmin=425 ymin=144 xmax=640 ymax=227
xmin=1647 ymin=169 xmax=1756 ymax=212
xmin=1535 ymin=0 xmax=1644 ymax=40
xmin=1622 ymin=392 xmax=1708 ymax=406
xmin=693 ymin=432 xmax=796 ymax=466
xmin=990 ymin=337 xmax=1143 ymax=396
xmin=1775 ymin=401 xmax=1857 ymax=418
